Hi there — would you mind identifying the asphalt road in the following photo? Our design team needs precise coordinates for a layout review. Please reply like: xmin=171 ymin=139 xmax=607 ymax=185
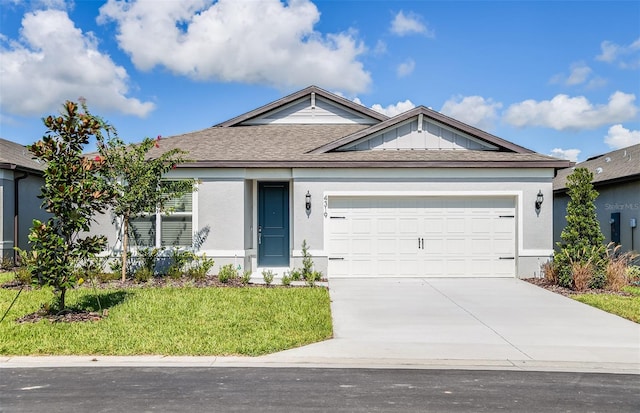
xmin=1 ymin=367 xmax=638 ymax=412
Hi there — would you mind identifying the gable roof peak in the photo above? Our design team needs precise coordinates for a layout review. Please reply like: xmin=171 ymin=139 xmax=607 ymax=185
xmin=215 ymin=85 xmax=388 ymax=127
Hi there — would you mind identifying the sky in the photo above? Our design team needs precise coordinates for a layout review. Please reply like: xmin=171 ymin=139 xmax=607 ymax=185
xmin=1 ymin=0 xmax=639 ymax=163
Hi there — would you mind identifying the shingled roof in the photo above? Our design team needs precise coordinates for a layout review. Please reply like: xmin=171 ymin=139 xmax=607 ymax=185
xmin=143 ymin=86 xmax=571 ymax=169
xmin=553 ymin=143 xmax=640 ymax=191
xmin=0 ymin=138 xmax=45 ymax=173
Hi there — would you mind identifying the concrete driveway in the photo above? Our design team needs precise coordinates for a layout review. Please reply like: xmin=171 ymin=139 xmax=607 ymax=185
xmin=265 ymin=278 xmax=640 ymax=372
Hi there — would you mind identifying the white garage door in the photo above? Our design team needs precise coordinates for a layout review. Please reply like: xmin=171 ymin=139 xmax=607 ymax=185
xmin=327 ymin=196 xmax=516 ymax=278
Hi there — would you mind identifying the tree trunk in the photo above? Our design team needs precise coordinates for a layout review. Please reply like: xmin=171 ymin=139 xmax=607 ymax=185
xmin=57 ymin=288 xmax=66 ymax=313
xmin=121 ymin=216 xmax=129 ymax=282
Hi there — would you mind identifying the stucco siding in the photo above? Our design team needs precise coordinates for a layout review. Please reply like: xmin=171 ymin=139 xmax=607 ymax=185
xmin=0 ymin=179 xmax=10 ymax=259
xmin=554 ymin=180 xmax=640 ymax=253
xmin=197 ymin=179 xmax=246 ymax=271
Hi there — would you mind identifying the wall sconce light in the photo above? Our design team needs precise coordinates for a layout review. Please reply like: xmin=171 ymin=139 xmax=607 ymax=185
xmin=535 ymin=190 xmax=544 ymax=210
xmin=305 ymin=191 xmax=312 ymax=212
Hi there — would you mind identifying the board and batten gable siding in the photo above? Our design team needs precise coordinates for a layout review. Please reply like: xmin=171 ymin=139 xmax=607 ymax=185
xmin=240 ymin=95 xmax=379 ymax=125
xmin=340 ymin=118 xmax=498 ymax=151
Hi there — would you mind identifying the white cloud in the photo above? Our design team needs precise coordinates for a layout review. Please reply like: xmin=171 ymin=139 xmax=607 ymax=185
xmin=98 ymin=0 xmax=371 ymax=94
xmin=371 ymin=100 xmax=416 ymax=117
xmin=440 ymin=95 xmax=503 ymax=130
xmin=596 ymin=37 xmax=640 ymax=69
xmin=550 ymin=148 xmax=581 ymax=162
xmin=503 ymin=91 xmax=638 ymax=130
xmin=549 ymin=62 xmax=603 ymax=87
xmin=604 ymin=124 xmax=640 ymax=149
xmin=396 ymin=58 xmax=415 ymax=77
xmin=566 ymin=63 xmax=592 ymax=85
xmin=0 ymin=9 xmax=154 ymax=117
xmin=390 ymin=10 xmax=434 ymax=37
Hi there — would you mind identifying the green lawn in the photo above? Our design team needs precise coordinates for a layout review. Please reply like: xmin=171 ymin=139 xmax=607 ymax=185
xmin=572 ymin=286 xmax=640 ymax=324
xmin=0 ymin=273 xmax=332 ymax=356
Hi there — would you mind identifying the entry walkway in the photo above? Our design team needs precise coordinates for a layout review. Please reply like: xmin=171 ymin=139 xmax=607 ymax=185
xmin=263 ymin=278 xmax=640 ymax=372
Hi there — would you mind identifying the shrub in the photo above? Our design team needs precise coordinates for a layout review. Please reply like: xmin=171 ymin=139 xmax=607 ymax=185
xmin=281 ymin=272 xmax=292 ymax=286
xmin=218 ymin=264 xmax=238 ymax=283
xmin=301 ymin=240 xmax=314 ymax=280
xmin=572 ymin=261 xmax=594 ymax=292
xmin=627 ymin=265 xmax=640 ymax=286
xmin=94 ymin=271 xmax=121 ymax=283
xmin=134 ymin=267 xmax=153 ymax=283
xmin=138 ymin=247 xmax=161 ymax=274
xmin=0 ymin=256 xmax=14 ymax=271
xmin=240 ymin=270 xmax=252 ymax=285
xmin=555 ymin=168 xmax=605 ymax=288
xmin=306 ymin=271 xmax=323 ymax=287
xmin=167 ymin=249 xmax=194 ymax=279
xmin=262 ymin=269 xmax=274 ymax=286
xmin=605 ymin=246 xmax=639 ymax=291
xmin=289 ymin=268 xmax=302 ymax=281
xmin=541 ymin=260 xmax=557 ymax=283
xmin=15 ymin=267 xmax=32 ymax=285
xmin=187 ymin=255 xmax=215 ymax=281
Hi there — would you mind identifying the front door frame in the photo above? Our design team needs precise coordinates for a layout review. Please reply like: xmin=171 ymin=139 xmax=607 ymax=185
xmin=257 ymin=181 xmax=290 ymax=267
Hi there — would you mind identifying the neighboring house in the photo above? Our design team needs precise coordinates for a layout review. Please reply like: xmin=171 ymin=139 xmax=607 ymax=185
xmin=0 ymin=138 xmax=48 ymax=262
xmin=93 ymin=86 xmax=570 ymax=278
xmin=554 ymin=144 xmax=640 ymax=254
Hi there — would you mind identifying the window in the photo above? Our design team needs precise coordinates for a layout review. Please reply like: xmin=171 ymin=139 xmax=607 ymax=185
xmin=129 ymin=190 xmax=193 ymax=248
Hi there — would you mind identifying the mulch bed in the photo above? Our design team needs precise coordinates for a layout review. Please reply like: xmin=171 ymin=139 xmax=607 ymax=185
xmin=524 ymin=277 xmax=633 ymax=297
xmin=16 ymin=309 xmax=108 ymax=324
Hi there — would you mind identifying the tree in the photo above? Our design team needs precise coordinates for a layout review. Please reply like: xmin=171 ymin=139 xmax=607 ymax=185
xmin=98 ymin=135 xmax=195 ymax=281
xmin=25 ymin=101 xmax=115 ymax=312
xmin=556 ymin=167 xmax=605 ymax=287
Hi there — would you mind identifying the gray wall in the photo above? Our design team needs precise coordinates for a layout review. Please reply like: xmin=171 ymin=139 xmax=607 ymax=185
xmin=554 ymin=180 xmax=640 ymax=253
xmin=0 ymin=171 xmax=48 ymax=261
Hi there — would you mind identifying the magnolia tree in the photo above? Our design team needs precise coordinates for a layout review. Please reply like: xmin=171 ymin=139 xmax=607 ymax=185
xmin=98 ymin=135 xmax=195 ymax=281
xmin=25 ymin=101 xmax=115 ymax=312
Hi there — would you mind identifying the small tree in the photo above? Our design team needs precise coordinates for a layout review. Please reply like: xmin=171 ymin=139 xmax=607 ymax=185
xmin=556 ymin=167 xmax=605 ymax=288
xmin=98 ymin=135 xmax=195 ymax=281
xmin=25 ymin=101 xmax=115 ymax=312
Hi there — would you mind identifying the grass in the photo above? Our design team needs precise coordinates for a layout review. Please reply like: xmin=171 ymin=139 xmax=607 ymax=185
xmin=572 ymin=286 xmax=640 ymax=324
xmin=0 ymin=272 xmax=333 ymax=356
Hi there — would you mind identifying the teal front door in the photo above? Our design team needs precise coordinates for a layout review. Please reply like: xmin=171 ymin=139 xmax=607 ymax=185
xmin=258 ymin=182 xmax=290 ymax=267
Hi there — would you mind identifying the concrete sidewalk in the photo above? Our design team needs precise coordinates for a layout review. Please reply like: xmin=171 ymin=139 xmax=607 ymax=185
xmin=2 ymin=278 xmax=639 ymax=373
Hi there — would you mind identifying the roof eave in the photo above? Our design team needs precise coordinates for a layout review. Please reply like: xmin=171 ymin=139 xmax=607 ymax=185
xmin=178 ymin=160 xmax=572 ymax=169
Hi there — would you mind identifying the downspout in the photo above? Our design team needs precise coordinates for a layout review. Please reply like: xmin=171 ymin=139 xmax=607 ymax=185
xmin=13 ymin=171 xmax=29 ymax=264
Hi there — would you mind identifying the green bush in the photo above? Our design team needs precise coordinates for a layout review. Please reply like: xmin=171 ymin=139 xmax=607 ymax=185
xmin=134 ymin=267 xmax=153 ymax=283
xmin=240 ymin=270 xmax=252 ymax=285
xmin=289 ymin=268 xmax=302 ymax=281
xmin=556 ymin=168 xmax=606 ymax=288
xmin=167 ymin=249 xmax=194 ymax=279
xmin=187 ymin=255 xmax=215 ymax=281
xmin=262 ymin=270 xmax=274 ymax=286
xmin=218 ymin=264 xmax=238 ymax=283
xmin=627 ymin=265 xmax=640 ymax=285
xmin=306 ymin=271 xmax=323 ymax=287
xmin=281 ymin=273 xmax=292 ymax=286
xmin=0 ymin=256 xmax=14 ymax=271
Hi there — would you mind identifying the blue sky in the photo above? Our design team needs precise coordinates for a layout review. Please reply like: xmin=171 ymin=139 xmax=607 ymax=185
xmin=1 ymin=0 xmax=639 ymax=162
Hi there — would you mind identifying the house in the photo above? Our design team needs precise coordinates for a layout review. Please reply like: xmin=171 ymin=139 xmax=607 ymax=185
xmin=0 ymin=138 xmax=49 ymax=263
xmin=554 ymin=144 xmax=640 ymax=254
xmin=93 ymin=86 xmax=571 ymax=278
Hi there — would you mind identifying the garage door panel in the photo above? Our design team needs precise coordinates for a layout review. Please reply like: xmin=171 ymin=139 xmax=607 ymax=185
xmin=327 ymin=196 xmax=516 ymax=278
xmin=447 ymin=218 xmax=466 ymax=233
